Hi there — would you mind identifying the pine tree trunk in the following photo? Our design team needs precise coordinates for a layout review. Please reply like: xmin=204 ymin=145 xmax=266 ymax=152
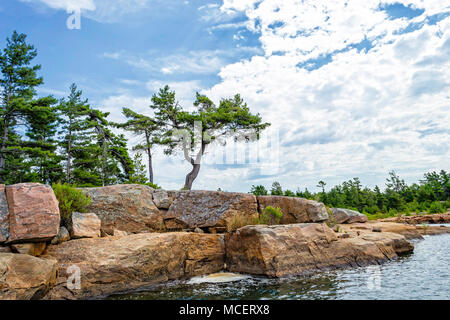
xmin=147 ymin=148 xmax=153 ymax=184
xmin=66 ymin=128 xmax=72 ymax=183
xmin=0 ymin=122 xmax=8 ymax=182
xmin=184 ymin=163 xmax=201 ymax=190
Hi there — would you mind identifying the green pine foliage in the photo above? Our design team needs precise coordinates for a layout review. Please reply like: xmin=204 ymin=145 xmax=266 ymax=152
xmin=252 ymin=170 xmax=450 ymax=218
xmin=52 ymin=183 xmax=92 ymax=226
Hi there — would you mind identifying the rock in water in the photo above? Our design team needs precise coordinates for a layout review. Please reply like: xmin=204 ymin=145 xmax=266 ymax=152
xmin=257 ymin=196 xmax=329 ymax=223
xmin=69 ymin=212 xmax=101 ymax=239
xmin=51 ymin=227 xmax=70 ymax=245
xmin=5 ymin=183 xmax=60 ymax=243
xmin=81 ymin=184 xmax=161 ymax=235
xmin=225 ymin=223 xmax=413 ymax=277
xmin=43 ymin=232 xmax=225 ymax=299
xmin=0 ymin=253 xmax=57 ymax=300
xmin=331 ymin=208 xmax=368 ymax=224
xmin=0 ymin=185 xmax=9 ymax=243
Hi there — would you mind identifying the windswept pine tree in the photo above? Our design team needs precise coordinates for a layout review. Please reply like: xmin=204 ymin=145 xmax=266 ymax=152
xmin=151 ymin=86 xmax=270 ymax=190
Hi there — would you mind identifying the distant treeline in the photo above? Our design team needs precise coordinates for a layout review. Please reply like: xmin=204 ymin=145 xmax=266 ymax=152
xmin=250 ymin=170 xmax=450 ymax=218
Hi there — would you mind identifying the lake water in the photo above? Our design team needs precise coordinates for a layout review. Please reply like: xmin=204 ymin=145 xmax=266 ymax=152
xmin=109 ymin=226 xmax=450 ymax=300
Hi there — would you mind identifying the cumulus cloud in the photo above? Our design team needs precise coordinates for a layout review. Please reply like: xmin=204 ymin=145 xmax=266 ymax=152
xmin=201 ymin=0 xmax=450 ymax=191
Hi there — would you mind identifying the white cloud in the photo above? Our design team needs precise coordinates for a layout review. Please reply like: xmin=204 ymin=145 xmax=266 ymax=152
xmin=197 ymin=0 xmax=450 ymax=191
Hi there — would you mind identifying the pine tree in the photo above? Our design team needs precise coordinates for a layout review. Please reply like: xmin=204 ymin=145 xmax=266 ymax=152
xmin=58 ymin=83 xmax=91 ymax=183
xmin=0 ymin=31 xmax=44 ymax=183
xmin=114 ymin=107 xmax=159 ymax=183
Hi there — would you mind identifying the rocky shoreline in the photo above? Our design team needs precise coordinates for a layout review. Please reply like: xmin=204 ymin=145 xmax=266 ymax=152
xmin=0 ymin=183 xmax=449 ymax=300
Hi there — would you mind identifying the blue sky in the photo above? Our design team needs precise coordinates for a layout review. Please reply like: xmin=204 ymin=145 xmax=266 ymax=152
xmin=1 ymin=0 xmax=449 ymax=192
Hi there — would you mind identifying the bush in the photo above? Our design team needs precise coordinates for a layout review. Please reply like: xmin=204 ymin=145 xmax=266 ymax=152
xmin=429 ymin=201 xmax=445 ymax=214
xmin=258 ymin=206 xmax=283 ymax=225
xmin=52 ymin=183 xmax=92 ymax=226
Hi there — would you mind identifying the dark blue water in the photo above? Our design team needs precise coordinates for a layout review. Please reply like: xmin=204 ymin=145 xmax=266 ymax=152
xmin=109 ymin=228 xmax=450 ymax=300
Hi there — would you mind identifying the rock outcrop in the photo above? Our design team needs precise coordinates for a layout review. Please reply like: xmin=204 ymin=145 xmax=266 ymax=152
xmin=42 ymin=232 xmax=225 ymax=299
xmin=257 ymin=196 xmax=329 ymax=224
xmin=0 ymin=185 xmax=9 ymax=243
xmin=10 ymin=242 xmax=47 ymax=257
xmin=81 ymin=184 xmax=161 ymax=235
xmin=379 ymin=212 xmax=450 ymax=225
xmin=0 ymin=253 xmax=57 ymax=300
xmin=225 ymin=223 xmax=413 ymax=277
xmin=164 ymin=191 xmax=259 ymax=232
xmin=152 ymin=190 xmax=173 ymax=209
xmin=369 ymin=222 xmax=423 ymax=239
xmin=5 ymin=183 xmax=60 ymax=244
xmin=69 ymin=212 xmax=101 ymax=239
xmin=331 ymin=208 xmax=368 ymax=224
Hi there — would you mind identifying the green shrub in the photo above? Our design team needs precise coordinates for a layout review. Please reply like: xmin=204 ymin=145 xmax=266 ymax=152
xmin=429 ymin=201 xmax=445 ymax=214
xmin=258 ymin=206 xmax=283 ymax=225
xmin=445 ymin=200 xmax=450 ymax=209
xmin=52 ymin=183 xmax=92 ymax=226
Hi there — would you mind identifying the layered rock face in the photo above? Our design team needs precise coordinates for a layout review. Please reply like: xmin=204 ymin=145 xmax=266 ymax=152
xmin=331 ymin=208 xmax=368 ymax=224
xmin=5 ymin=183 xmax=60 ymax=243
xmin=225 ymin=223 xmax=414 ymax=277
xmin=81 ymin=184 xmax=161 ymax=235
xmin=0 ymin=253 xmax=57 ymax=300
xmin=164 ymin=191 xmax=259 ymax=232
xmin=42 ymin=232 xmax=225 ymax=299
xmin=257 ymin=196 xmax=328 ymax=224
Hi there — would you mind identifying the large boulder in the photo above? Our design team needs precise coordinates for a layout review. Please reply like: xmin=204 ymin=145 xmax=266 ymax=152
xmin=164 ymin=191 xmax=259 ymax=232
xmin=0 ymin=253 xmax=57 ymax=300
xmin=81 ymin=184 xmax=162 ymax=235
xmin=42 ymin=232 xmax=225 ymax=299
xmin=257 ymin=196 xmax=328 ymax=224
xmin=5 ymin=183 xmax=60 ymax=244
xmin=225 ymin=223 xmax=413 ymax=277
xmin=0 ymin=185 xmax=9 ymax=243
xmin=69 ymin=212 xmax=101 ymax=239
xmin=331 ymin=208 xmax=368 ymax=224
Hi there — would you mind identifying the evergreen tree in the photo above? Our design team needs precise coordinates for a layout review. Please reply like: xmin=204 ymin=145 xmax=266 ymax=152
xmin=0 ymin=31 xmax=44 ymax=183
xmin=114 ymin=107 xmax=159 ymax=183
xmin=58 ymin=83 xmax=90 ymax=183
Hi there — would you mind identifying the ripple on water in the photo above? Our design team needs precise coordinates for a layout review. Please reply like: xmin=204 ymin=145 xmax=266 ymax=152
xmin=108 ymin=232 xmax=450 ymax=300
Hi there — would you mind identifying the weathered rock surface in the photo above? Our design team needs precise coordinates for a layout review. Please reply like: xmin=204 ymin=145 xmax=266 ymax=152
xmin=51 ymin=227 xmax=70 ymax=245
xmin=369 ymin=222 xmax=423 ymax=239
xmin=152 ymin=190 xmax=173 ymax=209
xmin=11 ymin=242 xmax=46 ymax=257
xmin=5 ymin=183 xmax=60 ymax=243
xmin=0 ymin=185 xmax=9 ymax=243
xmin=165 ymin=191 xmax=259 ymax=232
xmin=257 ymin=196 xmax=329 ymax=224
xmin=0 ymin=246 xmax=11 ymax=253
xmin=69 ymin=212 xmax=101 ymax=239
xmin=81 ymin=184 xmax=161 ymax=235
xmin=379 ymin=213 xmax=450 ymax=225
xmin=331 ymin=208 xmax=368 ymax=224
xmin=225 ymin=223 xmax=413 ymax=277
xmin=42 ymin=232 xmax=225 ymax=299
xmin=0 ymin=253 xmax=57 ymax=300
